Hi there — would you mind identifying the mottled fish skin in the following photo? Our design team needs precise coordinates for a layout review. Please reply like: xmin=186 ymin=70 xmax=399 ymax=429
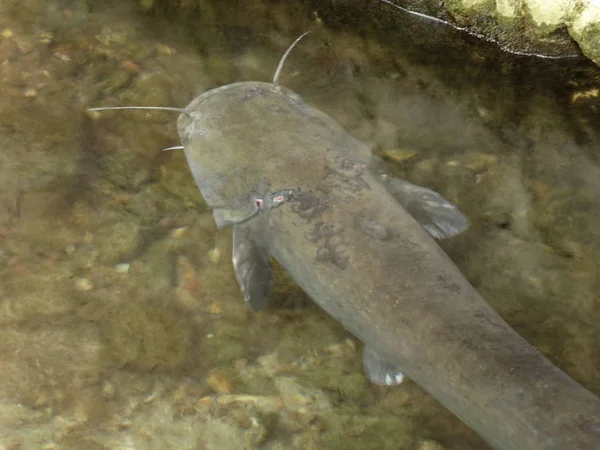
xmin=176 ymin=81 xmax=600 ymax=450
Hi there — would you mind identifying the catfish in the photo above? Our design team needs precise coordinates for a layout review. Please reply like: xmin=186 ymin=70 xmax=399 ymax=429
xmin=90 ymin=33 xmax=600 ymax=450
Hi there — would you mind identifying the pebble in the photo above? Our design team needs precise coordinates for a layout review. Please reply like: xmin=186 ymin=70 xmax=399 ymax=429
xmin=54 ymin=52 xmax=71 ymax=62
xmin=571 ymin=88 xmax=599 ymax=105
xmin=38 ymin=31 xmax=54 ymax=45
xmin=215 ymin=394 xmax=282 ymax=413
xmin=384 ymin=148 xmax=420 ymax=163
xmin=447 ymin=152 xmax=498 ymax=173
xmin=208 ymin=303 xmax=222 ymax=314
xmin=120 ymin=59 xmax=140 ymax=74
xmin=208 ymin=247 xmax=221 ymax=263
xmin=114 ymin=263 xmax=130 ymax=274
xmin=417 ymin=439 xmax=445 ymax=450
xmin=207 ymin=371 xmax=234 ymax=394
xmin=155 ymin=43 xmax=176 ymax=55
xmin=102 ymin=381 xmax=115 ymax=398
xmin=74 ymin=278 xmax=93 ymax=291
xmin=169 ymin=226 xmax=187 ymax=239
xmin=257 ymin=353 xmax=285 ymax=377
xmin=175 ymin=255 xmax=203 ymax=310
xmin=275 ymin=377 xmax=331 ymax=412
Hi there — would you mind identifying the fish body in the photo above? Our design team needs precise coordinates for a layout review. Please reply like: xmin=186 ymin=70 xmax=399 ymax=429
xmin=176 ymin=81 xmax=600 ymax=450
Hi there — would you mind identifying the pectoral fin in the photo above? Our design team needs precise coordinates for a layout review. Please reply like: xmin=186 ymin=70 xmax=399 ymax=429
xmin=232 ymin=222 xmax=273 ymax=311
xmin=381 ymin=176 xmax=469 ymax=239
xmin=362 ymin=346 xmax=404 ymax=386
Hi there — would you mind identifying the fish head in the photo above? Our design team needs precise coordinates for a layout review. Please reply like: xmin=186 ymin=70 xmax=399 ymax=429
xmin=176 ymin=80 xmax=322 ymax=228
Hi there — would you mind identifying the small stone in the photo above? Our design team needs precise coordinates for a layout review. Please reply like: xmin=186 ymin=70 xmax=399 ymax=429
xmin=39 ymin=31 xmax=54 ymax=44
xmin=207 ymin=371 xmax=234 ymax=394
xmin=417 ymin=439 xmax=445 ymax=450
xmin=74 ymin=278 xmax=93 ymax=291
xmin=54 ymin=52 xmax=72 ymax=62
xmin=413 ymin=158 xmax=437 ymax=176
xmin=384 ymin=148 xmax=419 ymax=163
xmin=216 ymin=394 xmax=282 ymax=413
xmin=115 ymin=263 xmax=130 ymax=274
xmin=120 ymin=59 xmax=140 ymax=74
xmin=169 ymin=226 xmax=187 ymax=238
xmin=156 ymin=43 xmax=176 ymax=55
xmin=447 ymin=152 xmax=498 ymax=173
xmin=102 ymin=381 xmax=115 ymax=398
xmin=208 ymin=302 xmax=222 ymax=314
xmin=344 ymin=338 xmax=356 ymax=351
xmin=275 ymin=377 xmax=331 ymax=412
xmin=571 ymin=88 xmax=599 ymax=104
xmin=530 ymin=179 xmax=550 ymax=200
xmin=24 ymin=88 xmax=37 ymax=98
xmin=175 ymin=255 xmax=202 ymax=309
xmin=477 ymin=106 xmax=492 ymax=121
xmin=85 ymin=109 xmax=101 ymax=120
xmin=257 ymin=353 xmax=284 ymax=377
xmin=234 ymin=358 xmax=248 ymax=371
xmin=208 ymin=247 xmax=221 ymax=263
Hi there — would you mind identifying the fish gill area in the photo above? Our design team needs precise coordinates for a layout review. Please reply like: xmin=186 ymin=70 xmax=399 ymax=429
xmin=0 ymin=0 xmax=599 ymax=449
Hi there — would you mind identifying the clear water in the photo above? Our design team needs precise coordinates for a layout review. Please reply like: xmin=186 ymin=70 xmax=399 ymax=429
xmin=0 ymin=1 xmax=598 ymax=449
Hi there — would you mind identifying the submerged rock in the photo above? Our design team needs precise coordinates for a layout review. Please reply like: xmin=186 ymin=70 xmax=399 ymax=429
xmin=342 ymin=0 xmax=599 ymax=66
